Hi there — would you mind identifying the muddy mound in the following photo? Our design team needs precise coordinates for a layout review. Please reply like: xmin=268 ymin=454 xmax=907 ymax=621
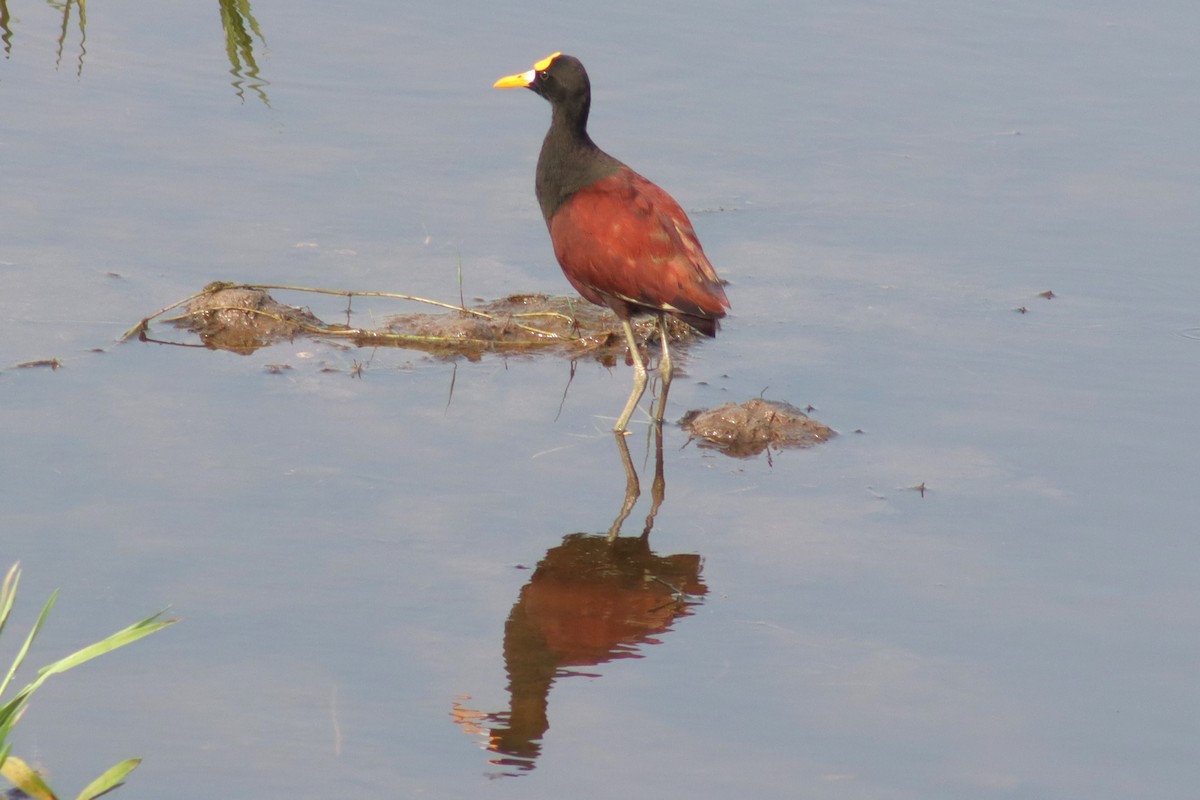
xmin=681 ymin=398 xmax=835 ymax=457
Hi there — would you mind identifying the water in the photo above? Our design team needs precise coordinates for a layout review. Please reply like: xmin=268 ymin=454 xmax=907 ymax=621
xmin=2 ymin=1 xmax=1198 ymax=797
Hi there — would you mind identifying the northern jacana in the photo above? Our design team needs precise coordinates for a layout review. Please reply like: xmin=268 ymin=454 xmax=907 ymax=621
xmin=494 ymin=53 xmax=730 ymax=433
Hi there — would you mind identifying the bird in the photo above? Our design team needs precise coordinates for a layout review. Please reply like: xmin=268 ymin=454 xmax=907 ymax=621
xmin=494 ymin=53 xmax=730 ymax=433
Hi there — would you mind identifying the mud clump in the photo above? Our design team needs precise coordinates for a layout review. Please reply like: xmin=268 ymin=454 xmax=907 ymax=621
xmin=680 ymin=398 xmax=835 ymax=457
xmin=179 ymin=284 xmax=324 ymax=354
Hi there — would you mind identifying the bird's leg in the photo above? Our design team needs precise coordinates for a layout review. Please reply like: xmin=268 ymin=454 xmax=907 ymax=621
xmin=613 ymin=318 xmax=648 ymax=433
xmin=650 ymin=315 xmax=673 ymax=424
xmin=642 ymin=414 xmax=666 ymax=536
xmin=607 ymin=431 xmax=640 ymax=540
xmin=656 ymin=315 xmax=673 ymax=390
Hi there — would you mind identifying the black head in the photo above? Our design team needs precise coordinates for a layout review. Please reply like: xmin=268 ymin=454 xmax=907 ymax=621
xmin=495 ymin=53 xmax=592 ymax=125
xmin=526 ymin=54 xmax=590 ymax=107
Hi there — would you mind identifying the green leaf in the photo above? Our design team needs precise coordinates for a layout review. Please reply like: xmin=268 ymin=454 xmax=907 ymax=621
xmin=0 ymin=588 xmax=59 ymax=702
xmin=75 ymin=757 xmax=141 ymax=800
xmin=0 ymin=563 xmax=19 ymax=640
xmin=0 ymin=703 xmax=27 ymax=744
xmin=36 ymin=609 xmax=176 ymax=678
xmin=1 ymin=610 xmax=177 ymax=738
xmin=0 ymin=563 xmax=176 ymax=800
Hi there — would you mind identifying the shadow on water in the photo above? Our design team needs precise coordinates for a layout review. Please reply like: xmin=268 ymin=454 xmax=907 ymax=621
xmin=0 ymin=0 xmax=268 ymax=104
xmin=451 ymin=408 xmax=708 ymax=776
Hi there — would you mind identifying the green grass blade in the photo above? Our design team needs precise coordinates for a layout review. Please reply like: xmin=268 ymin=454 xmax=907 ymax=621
xmin=0 ymin=564 xmax=26 ymax=699
xmin=0 ymin=563 xmax=19 ymax=639
xmin=1 ymin=610 xmax=176 ymax=731
xmin=0 ymin=589 xmax=58 ymax=709
xmin=0 ymin=703 xmax=26 ymax=744
xmin=75 ymin=757 xmax=141 ymax=800
xmin=36 ymin=610 xmax=176 ymax=678
xmin=0 ymin=566 xmax=172 ymax=800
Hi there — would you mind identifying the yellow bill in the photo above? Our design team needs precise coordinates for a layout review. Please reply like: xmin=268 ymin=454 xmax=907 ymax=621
xmin=493 ymin=53 xmax=562 ymax=89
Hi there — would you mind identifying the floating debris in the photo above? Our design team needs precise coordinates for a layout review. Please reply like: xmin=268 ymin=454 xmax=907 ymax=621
xmin=680 ymin=398 xmax=835 ymax=457
xmin=16 ymin=359 xmax=63 ymax=370
xmin=127 ymin=282 xmax=705 ymax=361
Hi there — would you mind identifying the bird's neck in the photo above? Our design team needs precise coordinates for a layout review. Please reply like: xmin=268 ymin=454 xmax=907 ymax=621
xmin=535 ymin=119 xmax=621 ymax=223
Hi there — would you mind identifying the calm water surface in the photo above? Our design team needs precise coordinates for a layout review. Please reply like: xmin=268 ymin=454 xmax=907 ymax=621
xmin=2 ymin=1 xmax=1198 ymax=798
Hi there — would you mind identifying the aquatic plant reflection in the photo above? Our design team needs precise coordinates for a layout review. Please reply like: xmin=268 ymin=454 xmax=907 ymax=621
xmin=451 ymin=419 xmax=707 ymax=775
xmin=3 ymin=1 xmax=269 ymax=103
xmin=218 ymin=0 xmax=269 ymax=105
xmin=1 ymin=0 xmax=12 ymax=57
xmin=50 ymin=0 xmax=86 ymax=76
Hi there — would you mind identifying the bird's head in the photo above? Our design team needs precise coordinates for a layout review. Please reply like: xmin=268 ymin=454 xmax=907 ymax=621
xmin=494 ymin=52 xmax=591 ymax=109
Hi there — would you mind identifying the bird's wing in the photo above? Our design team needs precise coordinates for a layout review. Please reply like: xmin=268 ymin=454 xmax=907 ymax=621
xmin=549 ymin=167 xmax=729 ymax=320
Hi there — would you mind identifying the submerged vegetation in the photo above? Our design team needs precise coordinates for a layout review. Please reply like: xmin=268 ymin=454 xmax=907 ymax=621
xmin=0 ymin=564 xmax=176 ymax=800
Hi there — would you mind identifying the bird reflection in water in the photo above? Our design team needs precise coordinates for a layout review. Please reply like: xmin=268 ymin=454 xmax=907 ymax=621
xmin=451 ymin=419 xmax=707 ymax=775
